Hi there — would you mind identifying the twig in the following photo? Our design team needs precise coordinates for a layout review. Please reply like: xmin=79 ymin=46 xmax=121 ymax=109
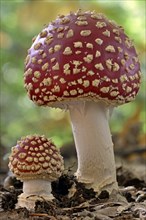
xmin=29 ymin=213 xmax=57 ymax=219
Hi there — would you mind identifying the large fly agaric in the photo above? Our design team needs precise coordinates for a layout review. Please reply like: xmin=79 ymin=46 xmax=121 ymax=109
xmin=24 ymin=10 xmax=141 ymax=194
xmin=9 ymin=135 xmax=64 ymax=210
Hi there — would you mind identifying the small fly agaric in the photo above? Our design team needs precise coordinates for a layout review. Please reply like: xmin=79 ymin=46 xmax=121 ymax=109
xmin=9 ymin=135 xmax=64 ymax=210
xmin=24 ymin=10 xmax=141 ymax=194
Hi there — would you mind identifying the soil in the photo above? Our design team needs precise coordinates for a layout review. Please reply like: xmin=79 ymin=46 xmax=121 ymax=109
xmin=0 ymin=164 xmax=146 ymax=220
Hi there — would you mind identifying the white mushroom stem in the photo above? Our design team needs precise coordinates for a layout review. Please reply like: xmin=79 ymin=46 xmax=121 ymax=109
xmin=69 ymin=101 xmax=118 ymax=193
xmin=17 ymin=179 xmax=54 ymax=210
xmin=23 ymin=179 xmax=52 ymax=196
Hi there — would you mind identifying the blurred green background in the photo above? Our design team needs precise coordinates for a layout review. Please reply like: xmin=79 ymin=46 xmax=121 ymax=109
xmin=0 ymin=0 xmax=145 ymax=168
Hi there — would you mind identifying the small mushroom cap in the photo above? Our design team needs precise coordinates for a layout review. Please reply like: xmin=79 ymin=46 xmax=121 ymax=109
xmin=24 ymin=9 xmax=141 ymax=107
xmin=9 ymin=135 xmax=64 ymax=181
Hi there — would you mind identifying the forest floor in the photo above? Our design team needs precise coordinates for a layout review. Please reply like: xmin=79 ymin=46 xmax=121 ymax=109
xmin=0 ymin=162 xmax=146 ymax=220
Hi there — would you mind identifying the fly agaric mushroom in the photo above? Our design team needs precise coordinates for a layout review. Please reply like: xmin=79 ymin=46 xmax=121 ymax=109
xmin=8 ymin=135 xmax=64 ymax=210
xmin=24 ymin=10 xmax=141 ymax=194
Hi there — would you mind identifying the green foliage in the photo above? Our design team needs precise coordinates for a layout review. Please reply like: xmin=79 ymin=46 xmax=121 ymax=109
xmin=0 ymin=0 xmax=145 ymax=152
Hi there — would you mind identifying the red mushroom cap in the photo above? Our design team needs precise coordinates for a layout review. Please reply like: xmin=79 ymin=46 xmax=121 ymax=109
xmin=24 ymin=10 xmax=141 ymax=107
xmin=9 ymin=135 xmax=64 ymax=181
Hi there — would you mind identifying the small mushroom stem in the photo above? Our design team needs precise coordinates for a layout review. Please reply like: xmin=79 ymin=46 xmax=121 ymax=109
xmin=17 ymin=179 xmax=54 ymax=210
xmin=69 ymin=101 xmax=118 ymax=193
xmin=23 ymin=179 xmax=52 ymax=196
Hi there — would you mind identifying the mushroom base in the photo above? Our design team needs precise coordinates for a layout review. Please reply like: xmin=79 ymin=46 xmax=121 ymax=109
xmin=16 ymin=179 xmax=54 ymax=210
xmin=69 ymin=101 xmax=118 ymax=194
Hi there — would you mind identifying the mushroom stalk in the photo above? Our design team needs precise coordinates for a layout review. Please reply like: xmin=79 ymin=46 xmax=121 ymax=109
xmin=17 ymin=179 xmax=54 ymax=210
xmin=69 ymin=101 xmax=118 ymax=193
xmin=23 ymin=179 xmax=52 ymax=197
